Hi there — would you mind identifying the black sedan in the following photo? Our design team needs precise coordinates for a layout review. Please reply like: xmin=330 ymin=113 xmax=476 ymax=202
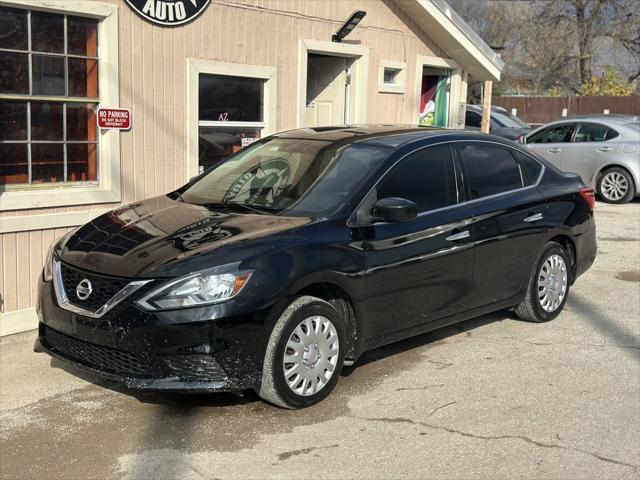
xmin=36 ymin=126 xmax=597 ymax=409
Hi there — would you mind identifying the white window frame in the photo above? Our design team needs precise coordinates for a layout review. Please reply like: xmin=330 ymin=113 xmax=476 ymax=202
xmin=378 ymin=60 xmax=406 ymax=94
xmin=0 ymin=0 xmax=120 ymax=211
xmin=186 ymin=58 xmax=277 ymax=180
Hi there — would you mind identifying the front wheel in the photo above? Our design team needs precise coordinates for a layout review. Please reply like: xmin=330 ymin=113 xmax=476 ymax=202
xmin=598 ymin=167 xmax=635 ymax=204
xmin=256 ymin=296 xmax=345 ymax=409
xmin=515 ymin=242 xmax=571 ymax=323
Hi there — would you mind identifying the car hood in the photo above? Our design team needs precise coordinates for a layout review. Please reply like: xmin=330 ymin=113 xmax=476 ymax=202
xmin=58 ymin=196 xmax=313 ymax=278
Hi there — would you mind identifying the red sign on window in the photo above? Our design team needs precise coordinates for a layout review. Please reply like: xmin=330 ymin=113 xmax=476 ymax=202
xmin=97 ymin=108 xmax=131 ymax=130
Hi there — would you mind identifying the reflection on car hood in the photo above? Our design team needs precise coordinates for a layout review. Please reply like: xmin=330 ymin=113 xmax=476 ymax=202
xmin=58 ymin=196 xmax=312 ymax=278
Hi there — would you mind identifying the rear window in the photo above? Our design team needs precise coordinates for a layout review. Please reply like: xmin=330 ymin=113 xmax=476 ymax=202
xmin=514 ymin=151 xmax=543 ymax=185
xmin=458 ymin=144 xmax=524 ymax=199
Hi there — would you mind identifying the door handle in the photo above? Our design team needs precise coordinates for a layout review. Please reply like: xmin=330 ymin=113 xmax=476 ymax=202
xmin=597 ymin=146 xmax=613 ymax=152
xmin=547 ymin=148 xmax=562 ymax=153
xmin=523 ymin=213 xmax=544 ymax=223
xmin=445 ymin=230 xmax=470 ymax=242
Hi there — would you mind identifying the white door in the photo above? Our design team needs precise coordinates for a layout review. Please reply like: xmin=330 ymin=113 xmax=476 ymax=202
xmin=305 ymin=55 xmax=347 ymax=127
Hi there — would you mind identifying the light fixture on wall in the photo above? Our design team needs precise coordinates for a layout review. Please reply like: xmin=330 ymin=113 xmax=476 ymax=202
xmin=332 ymin=10 xmax=366 ymax=42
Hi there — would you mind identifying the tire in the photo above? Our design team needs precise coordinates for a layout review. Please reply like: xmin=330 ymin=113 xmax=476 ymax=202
xmin=515 ymin=242 xmax=571 ymax=323
xmin=597 ymin=167 xmax=635 ymax=204
xmin=256 ymin=295 xmax=346 ymax=409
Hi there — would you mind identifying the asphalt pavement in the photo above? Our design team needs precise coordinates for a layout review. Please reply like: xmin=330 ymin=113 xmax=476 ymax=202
xmin=1 ymin=200 xmax=639 ymax=480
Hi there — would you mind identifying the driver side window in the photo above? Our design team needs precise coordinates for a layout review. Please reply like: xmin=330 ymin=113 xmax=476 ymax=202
xmin=528 ymin=124 xmax=576 ymax=143
xmin=376 ymin=145 xmax=458 ymax=213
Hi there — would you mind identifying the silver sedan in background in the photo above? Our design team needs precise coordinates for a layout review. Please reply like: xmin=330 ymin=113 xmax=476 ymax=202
xmin=524 ymin=115 xmax=639 ymax=203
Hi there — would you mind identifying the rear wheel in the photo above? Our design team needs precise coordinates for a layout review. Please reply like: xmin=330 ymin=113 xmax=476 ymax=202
xmin=598 ymin=167 xmax=635 ymax=204
xmin=256 ymin=296 xmax=345 ymax=409
xmin=515 ymin=242 xmax=570 ymax=323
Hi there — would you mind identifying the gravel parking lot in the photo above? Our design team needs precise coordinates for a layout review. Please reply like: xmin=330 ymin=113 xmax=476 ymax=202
xmin=1 ymin=200 xmax=639 ymax=480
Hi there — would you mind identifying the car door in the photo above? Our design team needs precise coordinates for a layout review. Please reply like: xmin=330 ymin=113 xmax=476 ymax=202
xmin=562 ymin=122 xmax=618 ymax=187
xmin=526 ymin=122 xmax=577 ymax=168
xmin=357 ymin=144 xmax=475 ymax=342
xmin=455 ymin=142 xmax=547 ymax=307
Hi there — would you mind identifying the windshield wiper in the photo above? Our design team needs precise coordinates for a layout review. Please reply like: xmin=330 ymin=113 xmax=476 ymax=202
xmin=204 ymin=202 xmax=277 ymax=215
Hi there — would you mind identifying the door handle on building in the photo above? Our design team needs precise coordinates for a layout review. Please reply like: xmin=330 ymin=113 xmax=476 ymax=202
xmin=445 ymin=230 xmax=470 ymax=242
xmin=547 ymin=148 xmax=562 ymax=154
xmin=524 ymin=213 xmax=544 ymax=223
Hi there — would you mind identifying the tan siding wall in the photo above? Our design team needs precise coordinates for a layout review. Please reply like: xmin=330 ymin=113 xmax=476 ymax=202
xmin=1 ymin=0 xmax=449 ymax=316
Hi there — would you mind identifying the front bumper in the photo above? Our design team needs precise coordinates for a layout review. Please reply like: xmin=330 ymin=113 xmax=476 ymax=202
xmin=35 ymin=278 xmax=271 ymax=392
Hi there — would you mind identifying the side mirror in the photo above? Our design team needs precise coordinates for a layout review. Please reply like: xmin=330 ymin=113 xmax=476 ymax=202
xmin=372 ymin=197 xmax=418 ymax=223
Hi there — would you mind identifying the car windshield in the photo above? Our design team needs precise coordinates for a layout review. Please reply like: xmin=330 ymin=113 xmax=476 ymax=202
xmin=178 ymin=137 xmax=390 ymax=217
xmin=492 ymin=111 xmax=530 ymax=128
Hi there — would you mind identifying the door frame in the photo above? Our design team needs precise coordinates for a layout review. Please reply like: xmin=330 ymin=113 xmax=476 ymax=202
xmin=297 ymin=39 xmax=369 ymax=128
xmin=414 ymin=55 xmax=465 ymax=129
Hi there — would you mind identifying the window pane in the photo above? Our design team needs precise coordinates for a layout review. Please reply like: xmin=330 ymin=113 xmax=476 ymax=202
xmin=383 ymin=68 xmax=399 ymax=85
xmin=199 ymin=74 xmax=264 ymax=122
xmin=0 ymin=143 xmax=29 ymax=185
xmin=574 ymin=123 xmax=609 ymax=142
xmin=605 ymin=128 xmax=619 ymax=140
xmin=31 ymin=102 xmax=64 ymax=140
xmin=465 ymin=111 xmax=481 ymax=128
xmin=199 ymin=127 xmax=261 ymax=172
xmin=460 ymin=144 xmax=523 ymax=199
xmin=0 ymin=7 xmax=28 ymax=50
xmin=31 ymin=143 xmax=64 ymax=183
xmin=31 ymin=11 xmax=64 ymax=53
xmin=68 ymin=58 xmax=98 ymax=97
xmin=68 ymin=16 xmax=98 ymax=56
xmin=377 ymin=145 xmax=457 ymax=212
xmin=32 ymin=55 xmax=66 ymax=95
xmin=0 ymin=51 xmax=28 ymax=94
xmin=0 ymin=100 xmax=28 ymax=141
xmin=514 ymin=151 xmax=543 ymax=186
xmin=67 ymin=143 xmax=97 ymax=181
xmin=67 ymin=103 xmax=97 ymax=140
xmin=528 ymin=124 xmax=575 ymax=143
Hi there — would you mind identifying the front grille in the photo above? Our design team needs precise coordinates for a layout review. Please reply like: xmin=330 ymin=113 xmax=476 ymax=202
xmin=42 ymin=326 xmax=228 ymax=383
xmin=60 ymin=263 xmax=129 ymax=312
xmin=43 ymin=326 xmax=150 ymax=377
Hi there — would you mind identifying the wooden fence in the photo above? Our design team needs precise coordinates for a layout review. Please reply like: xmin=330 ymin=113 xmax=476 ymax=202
xmin=492 ymin=96 xmax=640 ymax=125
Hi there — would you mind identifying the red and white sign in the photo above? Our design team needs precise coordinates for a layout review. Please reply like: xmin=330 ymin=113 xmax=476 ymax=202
xmin=97 ymin=108 xmax=131 ymax=130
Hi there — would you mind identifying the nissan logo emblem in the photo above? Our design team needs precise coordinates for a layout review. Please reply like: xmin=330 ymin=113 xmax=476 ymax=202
xmin=76 ymin=279 xmax=93 ymax=301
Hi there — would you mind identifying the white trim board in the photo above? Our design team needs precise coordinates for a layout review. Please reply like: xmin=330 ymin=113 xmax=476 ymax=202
xmin=0 ymin=308 xmax=38 ymax=337
xmin=0 ymin=209 xmax=111 ymax=233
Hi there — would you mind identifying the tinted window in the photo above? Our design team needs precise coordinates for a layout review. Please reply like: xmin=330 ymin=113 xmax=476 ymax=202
xmin=199 ymin=74 xmax=264 ymax=122
xmin=528 ymin=124 xmax=576 ymax=143
xmin=514 ymin=151 xmax=543 ymax=186
xmin=573 ymin=123 xmax=609 ymax=142
xmin=459 ymin=144 xmax=523 ymax=199
xmin=465 ymin=111 xmax=481 ymax=128
xmin=377 ymin=145 xmax=457 ymax=212
xmin=605 ymin=128 xmax=619 ymax=140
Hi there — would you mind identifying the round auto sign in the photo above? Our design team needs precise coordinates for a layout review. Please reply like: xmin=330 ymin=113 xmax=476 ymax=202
xmin=125 ymin=0 xmax=211 ymax=26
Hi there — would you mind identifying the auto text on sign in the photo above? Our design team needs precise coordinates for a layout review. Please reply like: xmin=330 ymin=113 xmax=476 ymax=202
xmin=98 ymin=108 xmax=132 ymax=130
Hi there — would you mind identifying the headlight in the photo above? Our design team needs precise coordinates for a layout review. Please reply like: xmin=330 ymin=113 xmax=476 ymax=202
xmin=42 ymin=241 xmax=56 ymax=282
xmin=135 ymin=264 xmax=253 ymax=311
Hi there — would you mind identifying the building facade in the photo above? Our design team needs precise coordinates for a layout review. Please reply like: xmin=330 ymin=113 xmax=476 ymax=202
xmin=0 ymin=0 xmax=502 ymax=335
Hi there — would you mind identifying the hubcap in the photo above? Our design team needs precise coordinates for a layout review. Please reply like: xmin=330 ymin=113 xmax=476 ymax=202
xmin=283 ymin=315 xmax=339 ymax=396
xmin=601 ymin=172 xmax=628 ymax=201
xmin=538 ymin=254 xmax=568 ymax=312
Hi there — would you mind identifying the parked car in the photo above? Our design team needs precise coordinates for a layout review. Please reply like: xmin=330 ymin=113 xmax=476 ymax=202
xmin=465 ymin=104 xmax=532 ymax=140
xmin=36 ymin=126 xmax=597 ymax=409
xmin=523 ymin=115 xmax=640 ymax=204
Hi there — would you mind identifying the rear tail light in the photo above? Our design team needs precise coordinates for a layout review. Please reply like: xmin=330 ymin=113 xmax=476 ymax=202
xmin=579 ymin=187 xmax=595 ymax=212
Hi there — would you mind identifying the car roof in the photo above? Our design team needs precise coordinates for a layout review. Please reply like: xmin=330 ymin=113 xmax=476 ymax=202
xmin=547 ymin=114 xmax=639 ymax=124
xmin=272 ymin=125 xmax=515 ymax=149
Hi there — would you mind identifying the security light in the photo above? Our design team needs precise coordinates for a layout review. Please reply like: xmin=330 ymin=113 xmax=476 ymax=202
xmin=332 ymin=10 xmax=367 ymax=42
